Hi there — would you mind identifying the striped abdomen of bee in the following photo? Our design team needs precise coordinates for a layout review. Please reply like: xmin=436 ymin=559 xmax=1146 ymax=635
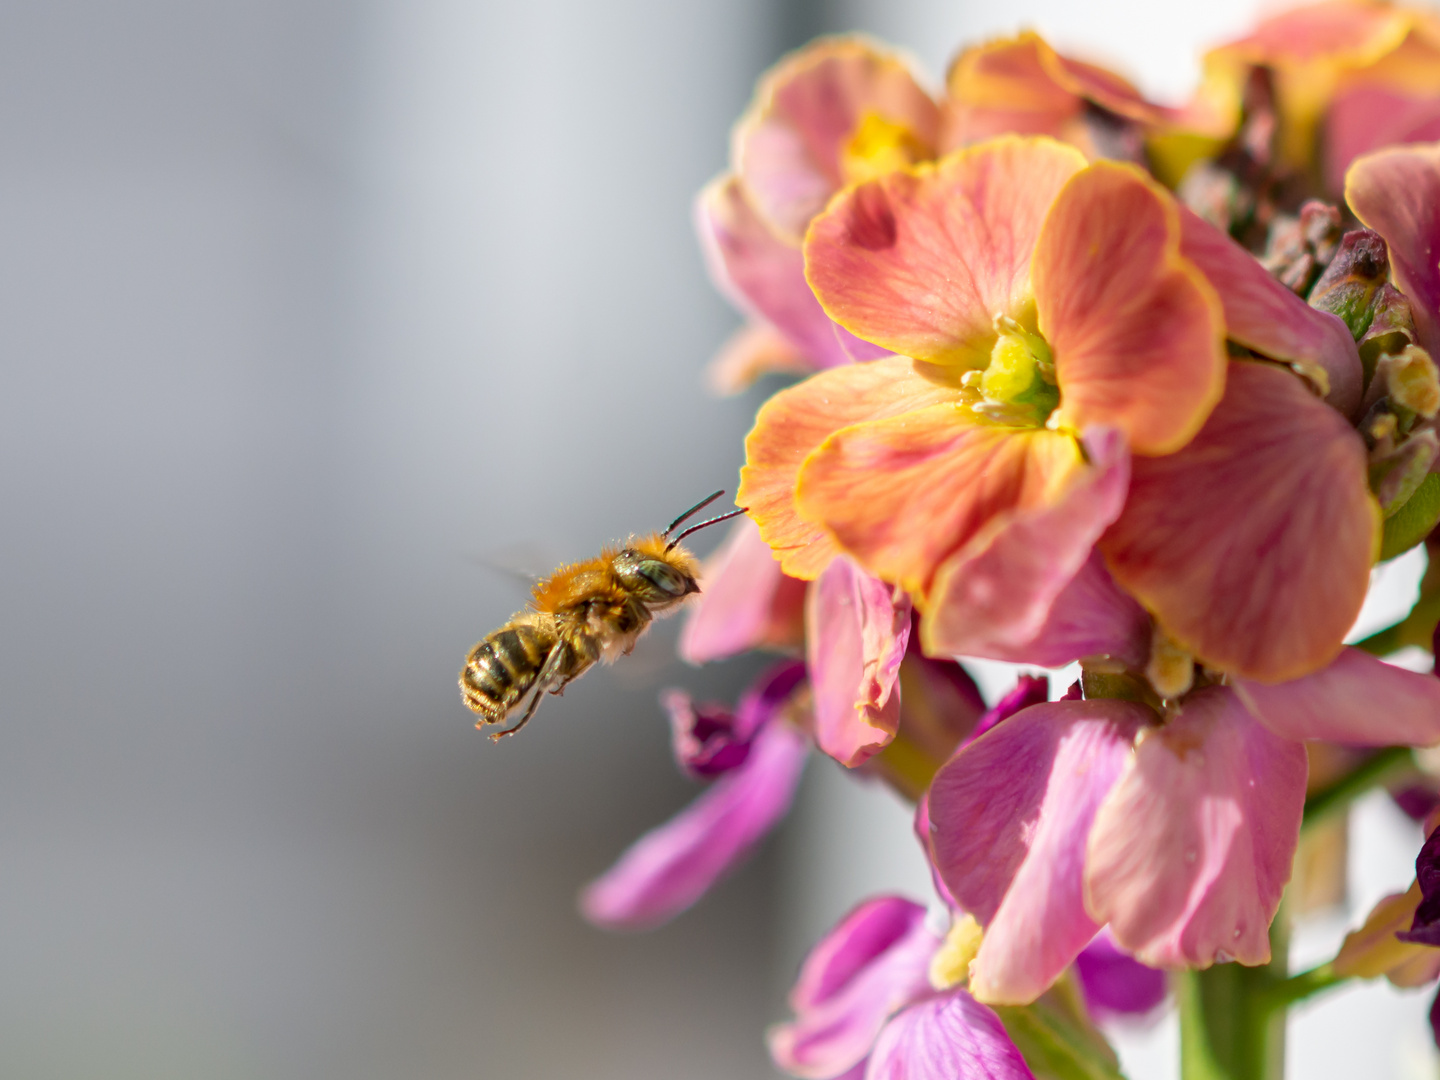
xmin=459 ymin=490 xmax=745 ymax=742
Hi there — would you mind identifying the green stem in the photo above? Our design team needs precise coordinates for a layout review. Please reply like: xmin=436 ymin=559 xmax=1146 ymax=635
xmin=1179 ymin=909 xmax=1289 ymax=1080
xmin=1259 ymin=963 xmax=1348 ymax=1010
xmin=1302 ymin=746 xmax=1414 ymax=829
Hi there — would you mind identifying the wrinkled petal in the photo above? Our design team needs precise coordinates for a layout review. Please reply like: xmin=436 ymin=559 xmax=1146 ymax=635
xmin=770 ymin=896 xmax=939 ymax=1079
xmin=1037 ymin=162 xmax=1226 ymax=454
xmin=867 ymin=990 xmax=1035 ymax=1080
xmin=705 ymin=321 xmax=818 ymax=395
xmin=1086 ymin=687 xmax=1307 ymax=968
xmin=929 ymin=699 xmax=1152 ymax=1004
xmin=697 ymin=176 xmax=854 ymax=369
xmin=1075 ymin=930 xmax=1168 ymax=1020
xmin=666 ymin=659 xmax=807 ymax=778
xmin=1178 ymin=207 xmax=1363 ymax=416
xmin=1234 ymin=646 xmax=1440 ymax=746
xmin=798 ymin=410 xmax=1084 ymax=598
xmin=580 ymin=720 xmax=808 ymax=930
xmin=1100 ymin=360 xmax=1378 ymax=683
xmin=808 ymin=557 xmax=913 ymax=767
xmin=1346 ymin=142 xmax=1440 ymax=357
xmin=736 ymin=38 xmax=940 ymax=242
xmin=804 ymin=137 xmax=1086 ymax=372
xmin=739 ymin=356 xmax=954 ymax=579
xmin=680 ymin=517 xmax=807 ymax=664
xmin=921 ymin=427 xmax=1132 ymax=661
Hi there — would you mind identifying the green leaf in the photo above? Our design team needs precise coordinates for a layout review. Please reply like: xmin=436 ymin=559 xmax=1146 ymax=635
xmin=995 ymin=980 xmax=1126 ymax=1080
xmin=1380 ymin=472 xmax=1440 ymax=561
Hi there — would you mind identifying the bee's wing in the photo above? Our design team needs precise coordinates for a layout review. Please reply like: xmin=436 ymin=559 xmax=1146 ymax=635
xmin=464 ymin=541 xmax=563 ymax=594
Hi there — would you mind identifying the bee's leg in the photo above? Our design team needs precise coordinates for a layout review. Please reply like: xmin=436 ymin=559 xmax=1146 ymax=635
xmin=490 ymin=683 xmax=545 ymax=741
xmin=489 ymin=645 xmax=569 ymax=741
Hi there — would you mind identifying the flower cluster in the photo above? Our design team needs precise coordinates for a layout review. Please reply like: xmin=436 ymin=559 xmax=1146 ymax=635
xmin=582 ymin=4 xmax=1440 ymax=1077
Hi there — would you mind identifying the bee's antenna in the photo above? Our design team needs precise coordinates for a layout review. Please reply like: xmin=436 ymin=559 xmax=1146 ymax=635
xmin=663 ymin=489 xmax=727 ymax=537
xmin=666 ymin=507 xmax=746 ymax=551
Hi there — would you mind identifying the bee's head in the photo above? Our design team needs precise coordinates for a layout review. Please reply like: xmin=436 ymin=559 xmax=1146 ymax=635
xmin=612 ymin=545 xmax=700 ymax=603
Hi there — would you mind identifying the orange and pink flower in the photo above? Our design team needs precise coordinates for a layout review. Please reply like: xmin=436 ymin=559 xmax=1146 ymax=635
xmin=738 ymin=134 xmax=1373 ymax=684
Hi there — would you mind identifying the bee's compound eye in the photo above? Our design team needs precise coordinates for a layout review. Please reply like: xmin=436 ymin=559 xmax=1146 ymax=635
xmin=636 ymin=560 xmax=688 ymax=597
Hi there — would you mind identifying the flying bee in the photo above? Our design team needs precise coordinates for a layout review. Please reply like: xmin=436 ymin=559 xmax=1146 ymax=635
xmin=460 ymin=490 xmax=745 ymax=741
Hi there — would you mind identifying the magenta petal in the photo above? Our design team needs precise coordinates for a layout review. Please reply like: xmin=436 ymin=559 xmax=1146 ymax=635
xmin=666 ymin=658 xmax=807 ymax=778
xmin=679 ymin=517 xmax=807 ymax=665
xmin=808 ymin=557 xmax=913 ymax=767
xmin=1234 ymin=646 xmax=1440 ymax=747
xmin=696 ymin=176 xmax=854 ymax=368
xmin=1074 ymin=929 xmax=1168 ymax=1021
xmin=923 ymin=427 xmax=1131 ymax=663
xmin=866 ymin=990 xmax=1035 ymax=1080
xmin=1178 ymin=207 xmax=1363 ymax=415
xmin=579 ymin=720 xmax=808 ymax=930
xmin=929 ymin=699 xmax=1151 ymax=1004
xmin=1086 ymin=687 xmax=1307 ymax=968
xmin=770 ymin=897 xmax=939 ymax=1079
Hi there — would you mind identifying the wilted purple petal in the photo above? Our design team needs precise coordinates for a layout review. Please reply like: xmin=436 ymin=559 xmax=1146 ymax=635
xmin=970 ymin=675 xmax=1049 ymax=743
xmin=866 ymin=990 xmax=1035 ymax=1080
xmin=770 ymin=897 xmax=939 ymax=1079
xmin=1399 ymin=828 xmax=1440 ymax=946
xmin=1074 ymin=929 xmax=1168 ymax=1021
xmin=666 ymin=659 xmax=807 ymax=778
xmin=580 ymin=720 xmax=808 ymax=930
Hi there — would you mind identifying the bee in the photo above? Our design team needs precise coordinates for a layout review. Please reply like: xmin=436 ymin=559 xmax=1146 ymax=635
xmin=460 ymin=491 xmax=745 ymax=741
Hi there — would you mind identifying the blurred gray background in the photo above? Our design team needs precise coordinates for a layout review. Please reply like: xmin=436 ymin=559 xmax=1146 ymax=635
xmin=5 ymin=0 xmax=1431 ymax=1078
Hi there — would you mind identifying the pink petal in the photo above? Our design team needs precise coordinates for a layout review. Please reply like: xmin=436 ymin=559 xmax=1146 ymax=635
xmin=705 ymin=321 xmax=818 ymax=395
xmin=1346 ymin=142 xmax=1440 ymax=357
xmin=1234 ymin=646 xmax=1440 ymax=746
xmin=921 ymin=427 xmax=1135 ymax=664
xmin=928 ymin=699 xmax=1152 ymax=1004
xmin=579 ymin=720 xmax=807 ymax=930
xmin=770 ymin=896 xmax=939 ymax=1079
xmin=808 ymin=557 xmax=913 ymax=767
xmin=1100 ymin=360 xmax=1378 ymax=683
xmin=679 ymin=517 xmax=807 ymax=665
xmin=1178 ymin=207 xmax=1363 ymax=416
xmin=1086 ymin=687 xmax=1307 ymax=968
xmin=866 ymin=990 xmax=1036 ymax=1080
xmin=1326 ymin=85 xmax=1440 ymax=196
xmin=1036 ymin=162 xmax=1227 ymax=455
xmin=696 ymin=175 xmax=854 ymax=369
xmin=803 ymin=137 xmax=1086 ymax=371
xmin=735 ymin=38 xmax=939 ymax=242
xmin=665 ymin=659 xmax=807 ymax=778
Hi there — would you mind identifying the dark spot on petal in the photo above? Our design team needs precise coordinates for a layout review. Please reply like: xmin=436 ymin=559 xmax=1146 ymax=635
xmin=847 ymin=181 xmax=897 ymax=251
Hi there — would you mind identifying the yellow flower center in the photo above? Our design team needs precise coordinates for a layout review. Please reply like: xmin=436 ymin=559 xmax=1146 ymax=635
xmin=929 ymin=913 xmax=984 ymax=991
xmin=840 ymin=111 xmax=930 ymax=185
xmin=962 ymin=314 xmax=1060 ymax=427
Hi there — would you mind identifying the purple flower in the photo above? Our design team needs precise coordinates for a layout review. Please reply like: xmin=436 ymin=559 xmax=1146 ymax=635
xmin=579 ymin=661 xmax=808 ymax=930
xmin=1399 ymin=828 xmax=1440 ymax=947
xmin=1073 ymin=929 xmax=1168 ymax=1022
xmin=666 ymin=659 xmax=807 ymax=779
xmin=768 ymin=896 xmax=1034 ymax=1080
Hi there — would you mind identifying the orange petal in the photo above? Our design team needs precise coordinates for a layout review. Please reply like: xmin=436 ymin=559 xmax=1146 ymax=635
xmin=796 ymin=408 xmax=1083 ymax=597
xmin=941 ymin=34 xmax=1086 ymax=147
xmin=1100 ymin=361 xmax=1378 ymax=683
xmin=734 ymin=38 xmax=940 ymax=242
xmin=1036 ymin=161 xmax=1226 ymax=455
xmin=803 ymin=137 xmax=1086 ymax=373
xmin=737 ymin=356 xmax=954 ymax=580
xmin=704 ymin=322 xmax=816 ymax=395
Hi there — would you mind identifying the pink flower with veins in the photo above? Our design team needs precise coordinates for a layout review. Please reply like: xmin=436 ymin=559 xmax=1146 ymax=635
xmin=697 ymin=38 xmax=940 ymax=392
xmin=738 ymin=134 xmax=1375 ymax=684
xmin=925 ymin=649 xmax=1440 ymax=1004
